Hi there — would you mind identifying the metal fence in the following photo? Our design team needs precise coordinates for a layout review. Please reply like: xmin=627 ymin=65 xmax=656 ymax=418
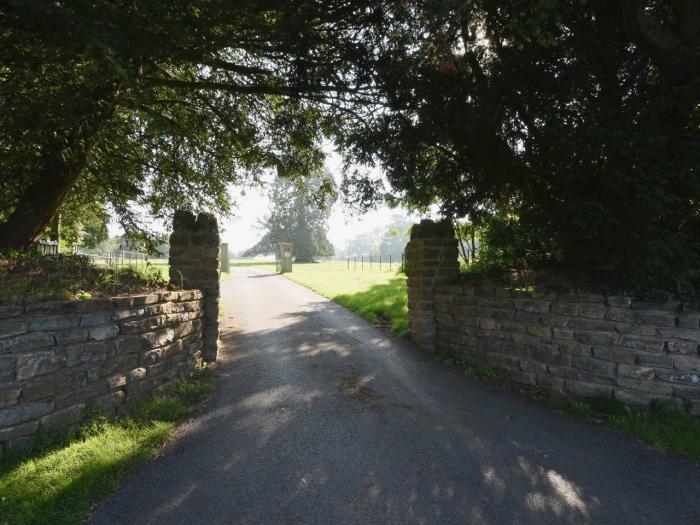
xmin=236 ymin=253 xmax=406 ymax=272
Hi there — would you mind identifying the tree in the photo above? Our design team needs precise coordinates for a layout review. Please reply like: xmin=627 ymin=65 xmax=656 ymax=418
xmin=339 ymin=1 xmax=700 ymax=292
xmin=243 ymin=170 xmax=335 ymax=262
xmin=0 ymin=0 xmax=378 ymax=252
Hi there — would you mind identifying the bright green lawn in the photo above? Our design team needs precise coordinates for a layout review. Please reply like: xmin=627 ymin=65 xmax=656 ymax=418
xmin=0 ymin=367 xmax=216 ymax=525
xmin=237 ymin=260 xmax=409 ymax=334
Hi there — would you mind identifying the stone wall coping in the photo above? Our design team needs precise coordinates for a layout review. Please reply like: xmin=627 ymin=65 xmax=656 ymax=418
xmin=0 ymin=289 xmax=204 ymax=314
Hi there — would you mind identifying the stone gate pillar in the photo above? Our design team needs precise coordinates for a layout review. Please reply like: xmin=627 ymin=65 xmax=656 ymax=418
xmin=405 ymin=220 xmax=459 ymax=352
xmin=169 ymin=211 xmax=220 ymax=361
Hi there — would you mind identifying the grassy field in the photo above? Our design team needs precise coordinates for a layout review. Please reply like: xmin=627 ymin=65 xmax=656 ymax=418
xmin=234 ymin=260 xmax=408 ymax=334
xmin=0 ymin=366 xmax=216 ymax=525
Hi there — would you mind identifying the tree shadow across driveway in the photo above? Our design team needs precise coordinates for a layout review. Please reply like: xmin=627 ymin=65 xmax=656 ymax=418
xmin=89 ymin=298 xmax=700 ymax=524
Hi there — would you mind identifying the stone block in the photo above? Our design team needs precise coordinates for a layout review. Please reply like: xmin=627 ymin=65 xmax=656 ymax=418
xmin=0 ymin=332 xmax=54 ymax=354
xmin=631 ymin=299 xmax=680 ymax=311
xmin=17 ymin=351 xmax=63 ymax=380
xmin=0 ymin=319 xmax=28 ymax=339
xmin=605 ymin=309 xmax=638 ymax=323
xmin=579 ymin=305 xmax=606 ymax=319
xmin=527 ymin=324 xmax=552 ymax=338
xmin=514 ymin=300 xmax=551 ymax=314
xmin=0 ymin=400 xmax=54 ymax=426
xmin=519 ymin=359 xmax=548 ymax=374
xmin=676 ymin=316 xmax=700 ymax=329
xmin=89 ymin=324 xmax=120 ymax=341
xmin=654 ymin=370 xmax=700 ymax=385
xmin=673 ymin=356 xmax=700 ymax=372
xmin=618 ymin=337 xmax=664 ymax=353
xmin=0 ymin=356 xmax=15 ymax=381
xmin=615 ymin=377 xmax=674 ymax=396
xmin=88 ymin=391 xmax=126 ymax=414
xmin=127 ymin=367 xmax=147 ymax=381
xmin=666 ymin=341 xmax=698 ymax=355
xmin=0 ymin=420 xmax=39 ymax=442
xmin=564 ymin=380 xmax=612 ymax=398
xmin=115 ymin=335 xmax=142 ymax=355
xmin=614 ymin=388 xmax=656 ymax=407
xmin=142 ymin=328 xmax=175 ymax=348
xmin=607 ymin=296 xmax=632 ymax=308
xmin=65 ymin=341 xmax=109 ymax=367
xmin=614 ymin=323 xmax=657 ymax=336
xmin=617 ymin=364 xmax=656 ymax=380
xmin=0 ymin=305 xmax=24 ymax=319
xmin=672 ymin=385 xmax=700 ymax=400
xmin=572 ymin=356 xmax=616 ymax=375
xmin=0 ymin=386 xmax=21 ymax=409
xmin=22 ymin=369 xmax=84 ymax=401
xmin=574 ymin=331 xmax=615 ymax=346
xmin=655 ymin=328 xmax=700 ymax=342
xmin=533 ymin=345 xmax=570 ymax=366
xmin=80 ymin=311 xmax=114 ymax=327
xmin=591 ymin=346 xmax=636 ymax=364
xmin=568 ymin=318 xmax=617 ymax=332
xmin=551 ymin=302 xmax=579 ymax=316
xmin=53 ymin=327 xmax=89 ymax=345
xmin=107 ymin=373 xmax=127 ymax=389
xmin=638 ymin=313 xmax=676 ymax=327
xmin=537 ymin=374 xmax=565 ymax=392
xmin=558 ymin=341 xmax=592 ymax=356
xmin=30 ymin=315 xmax=79 ymax=332
xmin=552 ymin=328 xmax=575 ymax=340
xmin=40 ymin=403 xmax=85 ymax=430
xmin=637 ymin=353 xmax=674 ymax=369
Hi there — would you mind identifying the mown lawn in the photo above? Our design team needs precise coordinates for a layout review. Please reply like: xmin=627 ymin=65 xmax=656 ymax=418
xmin=253 ymin=261 xmax=409 ymax=334
xmin=0 ymin=366 xmax=216 ymax=525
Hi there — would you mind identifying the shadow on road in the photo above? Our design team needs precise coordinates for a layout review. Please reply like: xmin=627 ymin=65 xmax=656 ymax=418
xmin=90 ymin=296 xmax=700 ymax=525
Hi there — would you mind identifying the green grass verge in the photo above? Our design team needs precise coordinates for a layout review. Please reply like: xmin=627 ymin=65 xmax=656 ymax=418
xmin=281 ymin=262 xmax=408 ymax=334
xmin=436 ymin=351 xmax=700 ymax=464
xmin=550 ymin=395 xmax=700 ymax=463
xmin=0 ymin=365 xmax=216 ymax=525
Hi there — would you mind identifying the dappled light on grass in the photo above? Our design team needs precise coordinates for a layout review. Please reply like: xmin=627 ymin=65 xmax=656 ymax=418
xmin=0 ymin=365 xmax=216 ymax=525
xmin=0 ymin=420 xmax=173 ymax=525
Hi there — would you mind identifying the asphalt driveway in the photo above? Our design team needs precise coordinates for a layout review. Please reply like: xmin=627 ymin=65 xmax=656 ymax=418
xmin=90 ymin=267 xmax=700 ymax=524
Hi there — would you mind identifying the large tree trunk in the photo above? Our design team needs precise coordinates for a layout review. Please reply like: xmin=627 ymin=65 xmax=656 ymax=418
xmin=0 ymin=156 xmax=82 ymax=253
xmin=0 ymin=85 xmax=118 ymax=253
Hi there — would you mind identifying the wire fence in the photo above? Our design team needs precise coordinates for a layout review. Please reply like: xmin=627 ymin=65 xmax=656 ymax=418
xmin=0 ymin=247 xmax=170 ymax=303
xmin=234 ymin=253 xmax=406 ymax=272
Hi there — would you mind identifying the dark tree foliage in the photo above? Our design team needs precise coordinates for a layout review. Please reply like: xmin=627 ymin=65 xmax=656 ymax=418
xmin=243 ymin=170 xmax=335 ymax=261
xmin=0 ymin=0 xmax=378 ymax=252
xmin=338 ymin=0 xmax=700 ymax=293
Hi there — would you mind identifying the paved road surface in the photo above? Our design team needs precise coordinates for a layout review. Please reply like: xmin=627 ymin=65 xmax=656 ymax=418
xmin=91 ymin=267 xmax=700 ymax=524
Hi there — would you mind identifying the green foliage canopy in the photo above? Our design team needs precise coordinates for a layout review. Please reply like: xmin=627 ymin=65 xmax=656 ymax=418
xmin=338 ymin=0 xmax=700 ymax=293
xmin=0 ymin=0 xmax=377 ymax=251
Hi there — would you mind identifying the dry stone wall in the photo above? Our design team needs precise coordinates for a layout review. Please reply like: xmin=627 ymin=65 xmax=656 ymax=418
xmin=435 ymin=285 xmax=700 ymax=414
xmin=0 ymin=290 xmax=204 ymax=453
xmin=406 ymin=220 xmax=700 ymax=413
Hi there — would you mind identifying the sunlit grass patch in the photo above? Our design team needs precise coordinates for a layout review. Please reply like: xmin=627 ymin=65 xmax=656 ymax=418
xmin=278 ymin=263 xmax=408 ymax=334
xmin=0 ymin=364 xmax=217 ymax=525
xmin=0 ymin=420 xmax=173 ymax=525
